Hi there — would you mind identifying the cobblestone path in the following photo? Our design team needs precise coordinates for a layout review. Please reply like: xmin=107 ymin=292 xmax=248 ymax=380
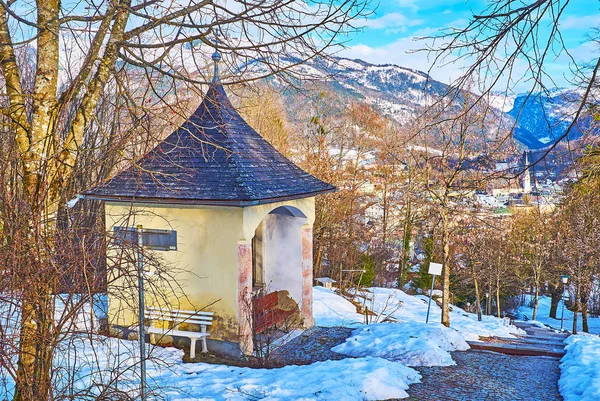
xmin=271 ymin=323 xmax=565 ymax=400
xmin=269 ymin=326 xmax=353 ymax=366
xmin=402 ymin=350 xmax=562 ymax=401
xmin=402 ymin=322 xmax=566 ymax=401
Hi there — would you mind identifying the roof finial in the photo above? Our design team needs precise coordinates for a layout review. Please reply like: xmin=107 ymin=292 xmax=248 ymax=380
xmin=212 ymin=49 xmax=221 ymax=83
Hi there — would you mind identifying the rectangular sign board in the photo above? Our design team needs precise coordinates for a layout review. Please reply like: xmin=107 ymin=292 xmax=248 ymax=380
xmin=114 ymin=226 xmax=177 ymax=251
xmin=428 ymin=262 xmax=443 ymax=276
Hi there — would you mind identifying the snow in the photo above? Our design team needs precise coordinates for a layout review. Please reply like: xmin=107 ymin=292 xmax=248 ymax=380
xmin=1 ymin=287 xmax=526 ymax=400
xmin=559 ymin=334 xmax=600 ymax=401
xmin=518 ymin=295 xmax=600 ymax=334
xmin=0 ymin=335 xmax=421 ymax=401
xmin=488 ymin=93 xmax=515 ymax=112
xmin=358 ymin=288 xmax=524 ymax=341
xmin=313 ymin=286 xmax=364 ymax=327
xmin=175 ymin=357 xmax=420 ymax=401
xmin=332 ymin=322 xmax=469 ymax=367
xmin=314 ymin=286 xmax=524 ymax=368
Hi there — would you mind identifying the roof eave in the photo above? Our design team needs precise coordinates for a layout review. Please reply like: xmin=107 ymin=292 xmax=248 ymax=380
xmin=79 ymin=187 xmax=336 ymax=207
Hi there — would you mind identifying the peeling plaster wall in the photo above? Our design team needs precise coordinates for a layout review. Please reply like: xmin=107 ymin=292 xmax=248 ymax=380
xmin=262 ymin=213 xmax=305 ymax=307
xmin=104 ymin=197 xmax=316 ymax=347
xmin=105 ymin=203 xmax=243 ymax=342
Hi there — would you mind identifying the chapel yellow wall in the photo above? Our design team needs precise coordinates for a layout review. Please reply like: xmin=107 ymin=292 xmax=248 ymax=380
xmin=104 ymin=197 xmax=315 ymax=343
xmin=105 ymin=202 xmax=243 ymax=342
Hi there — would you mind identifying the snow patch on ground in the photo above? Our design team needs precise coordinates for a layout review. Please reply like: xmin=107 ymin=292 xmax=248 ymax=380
xmin=175 ymin=356 xmax=420 ymax=401
xmin=559 ymin=334 xmax=600 ymax=401
xmin=313 ymin=286 xmax=364 ymax=327
xmin=314 ymin=286 xmax=524 ymax=368
xmin=361 ymin=288 xmax=524 ymax=340
xmin=518 ymin=295 xmax=600 ymax=334
xmin=1 ymin=335 xmax=421 ymax=401
xmin=332 ymin=322 xmax=469 ymax=367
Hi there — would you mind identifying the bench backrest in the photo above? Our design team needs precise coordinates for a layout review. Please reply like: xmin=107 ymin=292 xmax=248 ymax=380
xmin=145 ymin=306 xmax=214 ymax=326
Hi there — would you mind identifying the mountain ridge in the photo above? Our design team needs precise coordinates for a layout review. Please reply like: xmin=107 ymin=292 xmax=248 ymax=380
xmin=272 ymin=55 xmax=590 ymax=149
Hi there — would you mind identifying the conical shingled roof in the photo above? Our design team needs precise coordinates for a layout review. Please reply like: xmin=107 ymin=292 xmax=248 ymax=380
xmin=82 ymin=83 xmax=335 ymax=206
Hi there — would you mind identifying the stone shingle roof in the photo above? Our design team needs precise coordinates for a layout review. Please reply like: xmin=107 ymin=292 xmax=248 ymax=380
xmin=82 ymin=83 xmax=335 ymax=206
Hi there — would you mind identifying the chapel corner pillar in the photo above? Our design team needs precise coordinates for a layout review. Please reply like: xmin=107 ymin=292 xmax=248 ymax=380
xmin=237 ymin=240 xmax=253 ymax=355
xmin=301 ymin=224 xmax=315 ymax=328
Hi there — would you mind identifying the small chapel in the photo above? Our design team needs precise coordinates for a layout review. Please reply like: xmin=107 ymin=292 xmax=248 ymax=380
xmin=82 ymin=52 xmax=335 ymax=356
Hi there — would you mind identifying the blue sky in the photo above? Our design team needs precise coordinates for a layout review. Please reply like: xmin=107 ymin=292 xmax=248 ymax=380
xmin=340 ymin=0 xmax=600 ymax=91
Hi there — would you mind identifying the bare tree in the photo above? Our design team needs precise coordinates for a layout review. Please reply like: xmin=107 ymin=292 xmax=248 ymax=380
xmin=425 ymin=1 xmax=599 ymax=158
xmin=0 ymin=1 xmax=367 ymax=399
xmin=411 ymin=93 xmax=510 ymax=326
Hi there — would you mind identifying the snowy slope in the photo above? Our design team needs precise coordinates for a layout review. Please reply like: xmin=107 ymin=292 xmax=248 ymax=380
xmin=518 ymin=295 xmax=600 ymax=334
xmin=272 ymin=57 xmax=589 ymax=148
xmin=560 ymin=334 xmax=600 ymax=401
xmin=314 ymin=286 xmax=524 ymax=367
xmin=507 ymin=90 xmax=594 ymax=148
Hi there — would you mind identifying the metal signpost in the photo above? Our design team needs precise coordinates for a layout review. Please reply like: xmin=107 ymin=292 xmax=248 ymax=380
xmin=426 ymin=262 xmax=443 ymax=323
xmin=560 ymin=275 xmax=570 ymax=331
xmin=114 ymin=225 xmax=177 ymax=401
xmin=137 ymin=225 xmax=147 ymax=401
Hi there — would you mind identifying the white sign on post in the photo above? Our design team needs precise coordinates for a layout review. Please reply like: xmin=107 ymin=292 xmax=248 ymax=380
xmin=428 ymin=262 xmax=443 ymax=276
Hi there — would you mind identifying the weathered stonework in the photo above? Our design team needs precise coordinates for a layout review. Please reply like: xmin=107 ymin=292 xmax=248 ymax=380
xmin=237 ymin=241 xmax=253 ymax=354
xmin=301 ymin=225 xmax=315 ymax=328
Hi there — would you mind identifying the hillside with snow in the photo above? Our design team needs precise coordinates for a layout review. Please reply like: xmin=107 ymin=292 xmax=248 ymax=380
xmin=267 ymin=56 xmax=595 ymax=149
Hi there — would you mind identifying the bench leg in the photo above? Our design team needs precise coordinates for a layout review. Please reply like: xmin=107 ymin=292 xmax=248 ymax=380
xmin=201 ymin=325 xmax=208 ymax=353
xmin=190 ymin=338 xmax=197 ymax=359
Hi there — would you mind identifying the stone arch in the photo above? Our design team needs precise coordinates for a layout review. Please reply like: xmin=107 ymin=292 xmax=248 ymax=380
xmin=251 ymin=205 xmax=308 ymax=297
xmin=241 ymin=198 xmax=314 ymax=242
xmin=237 ymin=199 xmax=316 ymax=354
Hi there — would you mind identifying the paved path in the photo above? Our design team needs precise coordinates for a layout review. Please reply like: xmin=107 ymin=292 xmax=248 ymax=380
xmin=402 ymin=322 xmax=566 ymax=401
xmin=270 ymin=323 xmax=566 ymax=400
xmin=269 ymin=326 xmax=353 ymax=366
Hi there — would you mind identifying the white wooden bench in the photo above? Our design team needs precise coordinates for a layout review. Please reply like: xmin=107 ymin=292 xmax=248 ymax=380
xmin=145 ymin=306 xmax=214 ymax=358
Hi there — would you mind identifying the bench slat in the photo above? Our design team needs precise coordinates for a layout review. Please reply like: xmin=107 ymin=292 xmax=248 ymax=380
xmin=146 ymin=306 xmax=214 ymax=358
xmin=146 ymin=311 xmax=214 ymax=319
xmin=147 ymin=327 xmax=210 ymax=338
xmin=147 ymin=307 xmax=214 ymax=316
xmin=145 ymin=311 xmax=213 ymax=321
xmin=147 ymin=319 xmax=213 ymax=326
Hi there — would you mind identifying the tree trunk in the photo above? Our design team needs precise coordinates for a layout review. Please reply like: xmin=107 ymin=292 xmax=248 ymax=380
xmin=472 ymin=269 xmax=482 ymax=321
xmin=572 ymin=284 xmax=579 ymax=335
xmin=398 ymin=202 xmax=412 ymax=288
xmin=441 ymin=212 xmax=450 ymax=327
xmin=532 ymin=283 xmax=539 ymax=321
xmin=581 ymin=291 xmax=590 ymax=333
xmin=381 ymin=182 xmax=388 ymax=248
xmin=549 ymin=287 xmax=561 ymax=319
xmin=496 ymin=284 xmax=501 ymax=318
xmin=14 ymin=291 xmax=53 ymax=401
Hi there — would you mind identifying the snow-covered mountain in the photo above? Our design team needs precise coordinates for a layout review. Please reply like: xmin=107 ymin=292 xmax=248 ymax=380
xmin=273 ymin=56 xmax=593 ymax=149
xmin=508 ymin=90 xmax=593 ymax=148
xmin=273 ymin=56 xmax=451 ymax=124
